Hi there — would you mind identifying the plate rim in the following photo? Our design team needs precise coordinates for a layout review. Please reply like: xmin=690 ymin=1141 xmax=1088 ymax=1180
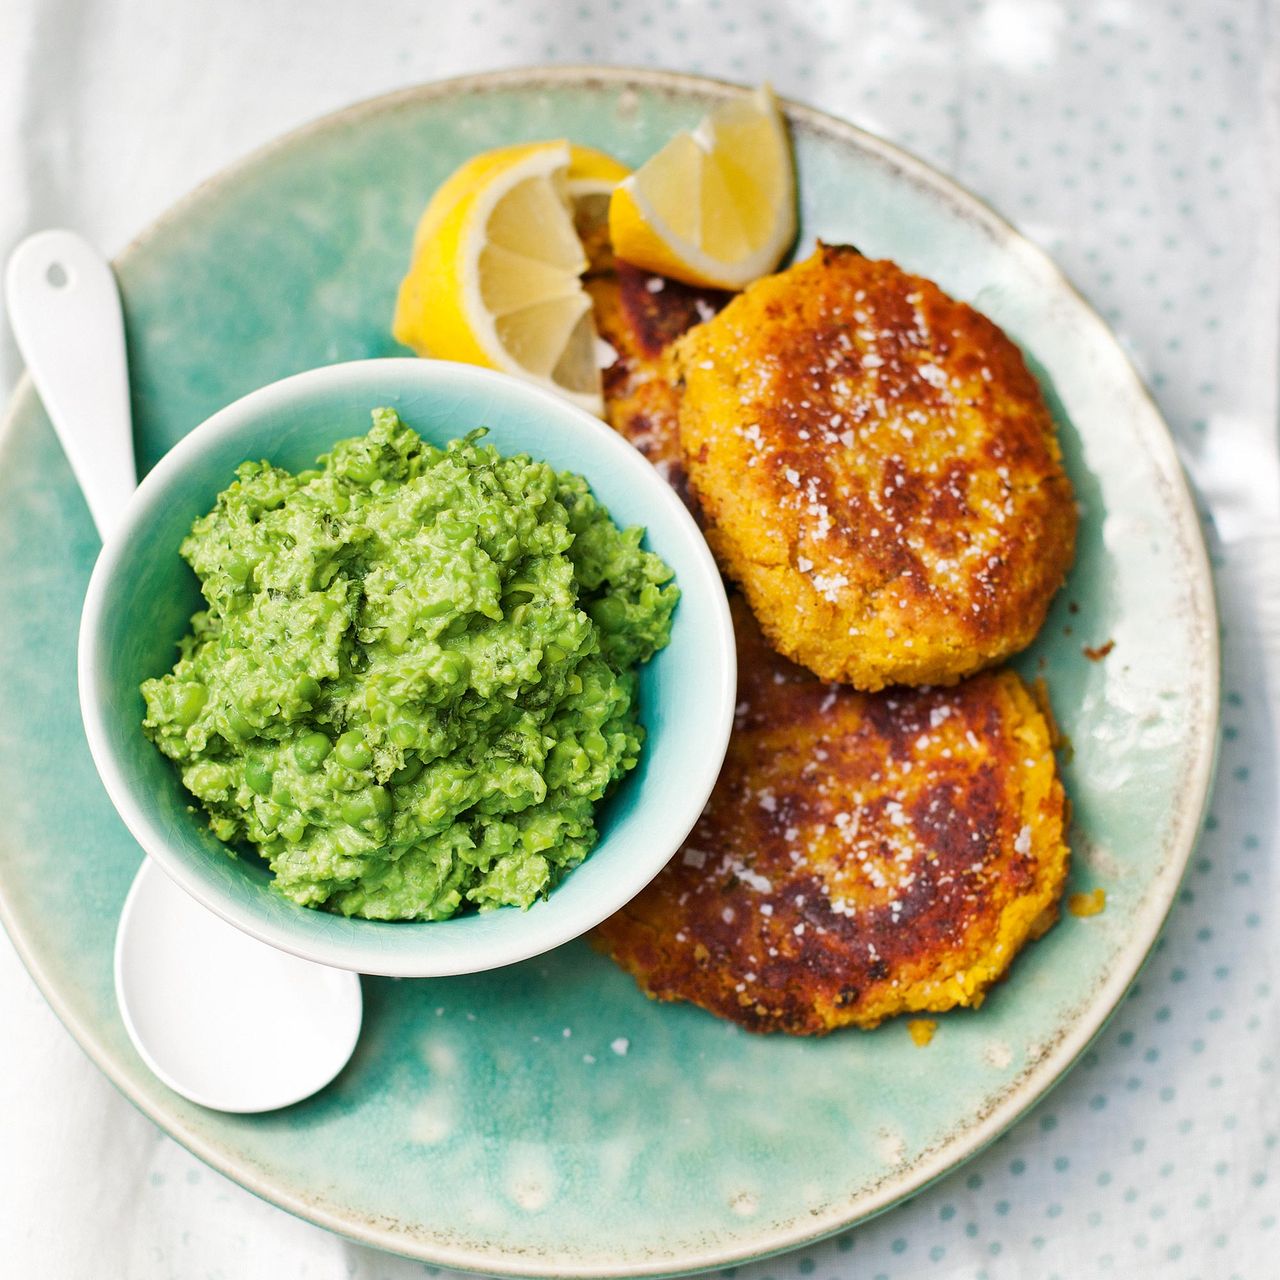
xmin=0 ymin=62 xmax=1220 ymax=1276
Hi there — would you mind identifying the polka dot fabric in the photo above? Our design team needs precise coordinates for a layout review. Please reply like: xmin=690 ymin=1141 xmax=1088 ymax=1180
xmin=2 ymin=2 xmax=1276 ymax=1277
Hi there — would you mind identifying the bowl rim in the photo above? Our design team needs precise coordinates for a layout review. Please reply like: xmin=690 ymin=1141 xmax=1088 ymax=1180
xmin=77 ymin=356 xmax=736 ymax=977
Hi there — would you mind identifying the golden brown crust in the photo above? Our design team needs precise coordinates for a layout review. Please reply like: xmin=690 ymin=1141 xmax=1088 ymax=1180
xmin=587 ymin=263 xmax=729 ymax=512
xmin=594 ymin=597 xmax=1071 ymax=1035
xmin=673 ymin=244 xmax=1078 ymax=690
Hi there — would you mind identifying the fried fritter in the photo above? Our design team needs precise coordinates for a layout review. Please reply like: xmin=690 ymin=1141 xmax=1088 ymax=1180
xmin=595 ymin=597 xmax=1070 ymax=1035
xmin=587 ymin=262 xmax=729 ymax=511
xmin=673 ymin=244 xmax=1078 ymax=690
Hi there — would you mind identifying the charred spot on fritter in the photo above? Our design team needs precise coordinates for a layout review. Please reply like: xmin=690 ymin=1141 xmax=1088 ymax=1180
xmin=587 ymin=267 xmax=729 ymax=514
xmin=615 ymin=262 xmax=732 ymax=356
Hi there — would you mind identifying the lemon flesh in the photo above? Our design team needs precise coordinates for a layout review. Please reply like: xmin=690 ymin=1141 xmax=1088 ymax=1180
xmin=394 ymin=142 xmax=628 ymax=416
xmin=608 ymin=85 xmax=796 ymax=291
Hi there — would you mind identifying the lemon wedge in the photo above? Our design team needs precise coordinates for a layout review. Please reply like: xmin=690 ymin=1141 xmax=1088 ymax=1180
xmin=608 ymin=85 xmax=796 ymax=291
xmin=393 ymin=141 xmax=627 ymax=416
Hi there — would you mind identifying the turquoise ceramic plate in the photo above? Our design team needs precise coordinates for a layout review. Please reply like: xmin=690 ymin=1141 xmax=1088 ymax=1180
xmin=0 ymin=67 xmax=1216 ymax=1275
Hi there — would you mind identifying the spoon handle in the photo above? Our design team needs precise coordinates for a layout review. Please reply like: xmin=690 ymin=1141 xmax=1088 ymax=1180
xmin=5 ymin=230 xmax=137 ymax=542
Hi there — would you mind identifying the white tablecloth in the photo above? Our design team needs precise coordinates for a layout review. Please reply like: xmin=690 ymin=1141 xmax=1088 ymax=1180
xmin=2 ymin=2 xmax=1277 ymax=1276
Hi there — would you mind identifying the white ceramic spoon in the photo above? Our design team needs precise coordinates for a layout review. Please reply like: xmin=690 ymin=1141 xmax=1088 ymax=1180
xmin=6 ymin=230 xmax=363 ymax=1113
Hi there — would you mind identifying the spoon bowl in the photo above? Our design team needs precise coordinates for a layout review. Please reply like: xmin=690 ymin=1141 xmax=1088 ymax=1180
xmin=116 ymin=860 xmax=363 ymax=1113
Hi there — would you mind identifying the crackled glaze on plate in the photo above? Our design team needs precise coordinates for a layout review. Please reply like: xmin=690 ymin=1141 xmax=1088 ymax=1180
xmin=0 ymin=67 xmax=1217 ymax=1275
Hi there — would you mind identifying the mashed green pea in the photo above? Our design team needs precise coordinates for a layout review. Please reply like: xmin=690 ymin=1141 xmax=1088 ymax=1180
xmin=141 ymin=408 xmax=677 ymax=920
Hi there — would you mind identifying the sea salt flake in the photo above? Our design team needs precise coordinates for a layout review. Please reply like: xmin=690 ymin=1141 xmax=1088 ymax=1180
xmin=738 ymin=867 xmax=773 ymax=893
